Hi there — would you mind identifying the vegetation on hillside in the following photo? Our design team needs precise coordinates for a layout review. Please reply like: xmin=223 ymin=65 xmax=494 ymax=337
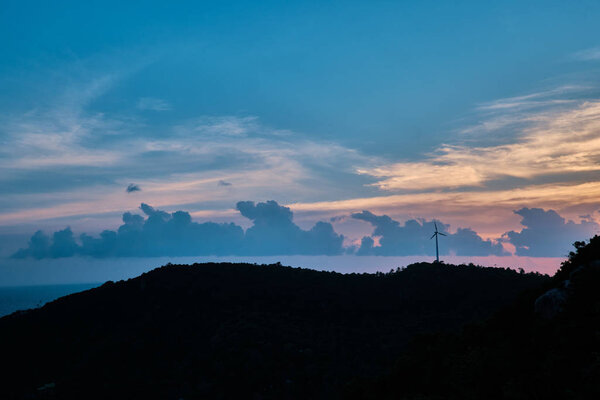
xmin=350 ymin=236 xmax=600 ymax=399
xmin=0 ymin=261 xmax=547 ymax=399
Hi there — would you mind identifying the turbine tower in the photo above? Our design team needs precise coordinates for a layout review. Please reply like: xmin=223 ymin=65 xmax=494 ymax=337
xmin=430 ymin=221 xmax=447 ymax=263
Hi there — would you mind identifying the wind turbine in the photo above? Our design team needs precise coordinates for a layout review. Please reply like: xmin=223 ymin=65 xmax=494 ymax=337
xmin=430 ymin=221 xmax=447 ymax=263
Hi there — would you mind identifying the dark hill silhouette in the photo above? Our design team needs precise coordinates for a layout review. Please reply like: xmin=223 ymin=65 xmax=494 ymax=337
xmin=0 ymin=262 xmax=548 ymax=399
xmin=349 ymin=236 xmax=600 ymax=399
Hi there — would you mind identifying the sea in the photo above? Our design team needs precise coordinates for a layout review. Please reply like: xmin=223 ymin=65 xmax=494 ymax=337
xmin=0 ymin=283 xmax=100 ymax=318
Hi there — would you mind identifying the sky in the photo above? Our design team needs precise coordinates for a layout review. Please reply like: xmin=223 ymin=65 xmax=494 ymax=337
xmin=2 ymin=1 xmax=600 ymax=281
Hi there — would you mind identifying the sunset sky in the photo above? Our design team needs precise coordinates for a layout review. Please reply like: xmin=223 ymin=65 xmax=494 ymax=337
xmin=2 ymin=1 xmax=600 ymax=280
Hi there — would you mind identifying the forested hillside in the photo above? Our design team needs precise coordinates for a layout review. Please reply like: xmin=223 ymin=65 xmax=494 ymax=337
xmin=0 ymin=261 xmax=549 ymax=399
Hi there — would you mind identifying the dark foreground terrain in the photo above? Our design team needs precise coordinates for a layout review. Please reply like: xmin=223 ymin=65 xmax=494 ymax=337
xmin=0 ymin=257 xmax=575 ymax=399
xmin=350 ymin=238 xmax=600 ymax=400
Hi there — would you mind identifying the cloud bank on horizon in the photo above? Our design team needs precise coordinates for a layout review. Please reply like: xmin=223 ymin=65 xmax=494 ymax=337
xmin=12 ymin=201 xmax=599 ymax=259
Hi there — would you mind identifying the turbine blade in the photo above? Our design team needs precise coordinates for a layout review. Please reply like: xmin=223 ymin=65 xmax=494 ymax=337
xmin=439 ymin=233 xmax=447 ymax=236
xmin=430 ymin=233 xmax=436 ymax=239
xmin=434 ymin=221 xmax=438 ymax=231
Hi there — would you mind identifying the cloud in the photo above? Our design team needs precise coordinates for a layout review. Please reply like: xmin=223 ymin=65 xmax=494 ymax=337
xmin=13 ymin=202 xmax=595 ymax=259
xmin=0 ymin=55 xmax=383 ymax=232
xmin=0 ymin=69 xmax=136 ymax=171
xmin=358 ymin=95 xmax=600 ymax=191
xmin=136 ymin=97 xmax=171 ymax=111
xmin=352 ymin=211 xmax=507 ymax=256
xmin=4 ymin=64 xmax=600 ymax=251
xmin=185 ymin=116 xmax=258 ymax=137
xmin=126 ymin=183 xmax=141 ymax=193
xmin=329 ymin=215 xmax=348 ymax=223
xmin=1 ymin=72 xmax=377 ymax=225
xmin=475 ymin=86 xmax=583 ymax=111
xmin=287 ymin=180 xmax=600 ymax=240
xmin=12 ymin=228 xmax=79 ymax=259
xmin=13 ymin=204 xmax=244 ymax=258
xmin=1 ymin=105 xmax=124 ymax=169
xmin=236 ymin=200 xmax=344 ymax=255
xmin=13 ymin=200 xmax=344 ymax=258
xmin=12 ymin=231 xmax=51 ymax=259
xmin=572 ymin=47 xmax=600 ymax=61
xmin=502 ymin=208 xmax=600 ymax=257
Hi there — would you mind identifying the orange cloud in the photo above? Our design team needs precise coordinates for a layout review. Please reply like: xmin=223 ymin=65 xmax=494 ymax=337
xmin=289 ymin=181 xmax=600 ymax=239
xmin=359 ymin=100 xmax=600 ymax=190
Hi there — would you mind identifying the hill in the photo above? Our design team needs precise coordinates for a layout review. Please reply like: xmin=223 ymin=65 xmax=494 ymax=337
xmin=0 ymin=262 xmax=548 ymax=399
xmin=349 ymin=237 xmax=600 ymax=399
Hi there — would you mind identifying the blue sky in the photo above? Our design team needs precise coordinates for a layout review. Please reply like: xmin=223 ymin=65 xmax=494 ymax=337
xmin=2 ymin=1 xmax=600 ymax=272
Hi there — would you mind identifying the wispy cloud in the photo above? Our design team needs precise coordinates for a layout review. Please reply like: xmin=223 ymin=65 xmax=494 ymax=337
xmin=184 ymin=116 xmax=258 ymax=137
xmin=0 ymin=74 xmax=130 ymax=169
xmin=475 ymin=86 xmax=584 ymax=111
xmin=359 ymin=94 xmax=600 ymax=191
xmin=572 ymin=46 xmax=600 ymax=61
xmin=136 ymin=97 xmax=171 ymax=111
xmin=0 ymin=70 xmax=378 ymax=229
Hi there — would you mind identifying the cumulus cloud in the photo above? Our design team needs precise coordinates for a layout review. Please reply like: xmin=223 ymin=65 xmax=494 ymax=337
xmin=352 ymin=211 xmax=507 ymax=257
xmin=13 ymin=200 xmax=344 ymax=258
xmin=502 ymin=208 xmax=600 ymax=257
xmin=13 ymin=228 xmax=79 ymax=259
xmin=126 ymin=183 xmax=141 ymax=193
xmin=14 ymin=204 xmax=244 ymax=258
xmin=15 ymin=202 xmax=593 ymax=259
xmin=236 ymin=200 xmax=344 ymax=255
